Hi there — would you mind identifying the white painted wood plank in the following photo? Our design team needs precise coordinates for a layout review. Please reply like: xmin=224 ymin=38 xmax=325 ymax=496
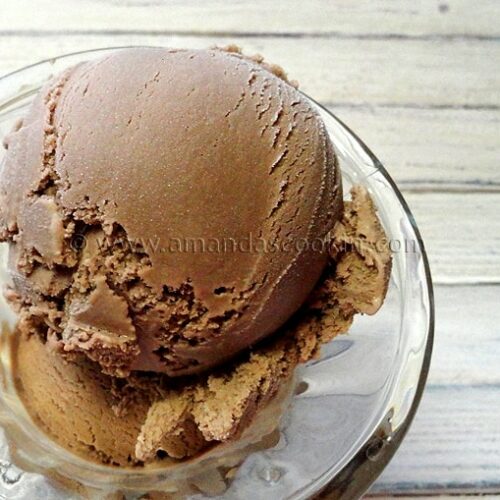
xmin=1 ymin=0 xmax=499 ymax=37
xmin=0 ymin=35 xmax=498 ymax=107
xmin=371 ymin=385 xmax=500 ymax=494
xmin=406 ymin=193 xmax=500 ymax=283
xmin=331 ymin=106 xmax=500 ymax=191
xmin=372 ymin=284 xmax=500 ymax=493
xmin=427 ymin=285 xmax=500 ymax=386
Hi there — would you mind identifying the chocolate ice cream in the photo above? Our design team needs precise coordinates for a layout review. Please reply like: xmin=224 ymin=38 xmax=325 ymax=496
xmin=0 ymin=47 xmax=341 ymax=377
xmin=11 ymin=185 xmax=390 ymax=466
xmin=0 ymin=46 xmax=391 ymax=467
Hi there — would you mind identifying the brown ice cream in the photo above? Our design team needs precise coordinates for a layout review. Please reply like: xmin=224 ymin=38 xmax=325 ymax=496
xmin=10 ymin=185 xmax=390 ymax=466
xmin=0 ymin=47 xmax=341 ymax=377
xmin=0 ymin=46 xmax=391 ymax=467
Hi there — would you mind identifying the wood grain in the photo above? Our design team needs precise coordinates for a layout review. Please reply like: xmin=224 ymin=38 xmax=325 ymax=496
xmin=406 ymin=193 xmax=500 ymax=283
xmin=371 ymin=284 xmax=500 ymax=494
xmin=1 ymin=0 xmax=499 ymax=37
xmin=371 ymin=385 xmax=500 ymax=494
xmin=0 ymin=35 xmax=498 ymax=108
xmin=332 ymin=106 xmax=500 ymax=191
xmin=424 ymin=285 xmax=500 ymax=386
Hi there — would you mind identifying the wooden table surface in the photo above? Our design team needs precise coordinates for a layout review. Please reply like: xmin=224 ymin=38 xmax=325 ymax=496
xmin=1 ymin=1 xmax=499 ymax=498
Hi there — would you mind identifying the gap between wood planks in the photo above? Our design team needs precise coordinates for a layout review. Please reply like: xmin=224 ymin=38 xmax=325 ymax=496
xmin=0 ymin=29 xmax=499 ymax=42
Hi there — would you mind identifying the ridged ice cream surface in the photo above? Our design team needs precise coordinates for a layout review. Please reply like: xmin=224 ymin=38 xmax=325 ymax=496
xmin=0 ymin=47 xmax=342 ymax=376
xmin=10 ymin=185 xmax=391 ymax=466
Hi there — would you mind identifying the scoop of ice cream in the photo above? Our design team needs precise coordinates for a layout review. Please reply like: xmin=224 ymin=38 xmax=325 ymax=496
xmin=0 ymin=47 xmax=342 ymax=376
xmin=11 ymin=186 xmax=391 ymax=466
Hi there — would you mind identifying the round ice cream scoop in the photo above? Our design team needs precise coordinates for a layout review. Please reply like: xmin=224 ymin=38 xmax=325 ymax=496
xmin=0 ymin=47 xmax=342 ymax=376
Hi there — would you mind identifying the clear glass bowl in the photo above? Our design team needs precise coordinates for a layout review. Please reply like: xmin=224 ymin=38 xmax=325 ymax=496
xmin=0 ymin=48 xmax=433 ymax=499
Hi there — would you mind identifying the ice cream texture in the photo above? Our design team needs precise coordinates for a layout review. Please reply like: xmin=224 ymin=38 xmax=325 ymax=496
xmin=0 ymin=46 xmax=342 ymax=377
xmin=0 ymin=47 xmax=391 ymax=466
xmin=10 ymin=184 xmax=390 ymax=465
